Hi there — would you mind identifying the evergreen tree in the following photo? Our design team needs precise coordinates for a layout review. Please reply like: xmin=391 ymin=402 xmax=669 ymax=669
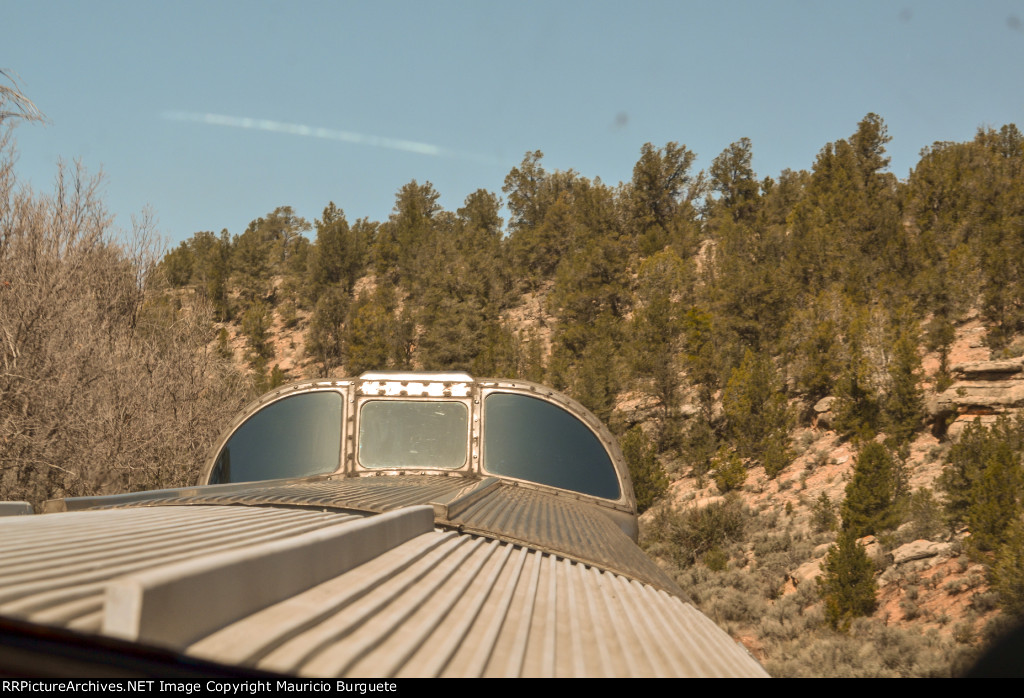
xmin=786 ymin=286 xmax=843 ymax=397
xmin=306 ymin=286 xmax=350 ymax=376
xmin=561 ymin=326 xmax=623 ymax=424
xmin=883 ymin=314 xmax=924 ymax=449
xmin=966 ymin=439 xmax=1021 ymax=552
xmin=712 ymin=448 xmax=747 ymax=493
xmin=502 ymin=152 xmax=586 ymax=287
xmin=832 ymin=306 xmax=882 ymax=440
xmin=343 ymin=288 xmax=396 ymax=374
xmin=471 ymin=321 xmax=519 ymax=378
xmin=628 ymin=142 xmax=702 ymax=255
xmin=515 ymin=328 xmax=546 ymax=383
xmin=812 ymin=492 xmax=839 ymax=533
xmin=680 ymin=307 xmax=721 ymax=422
xmin=373 ymin=180 xmax=441 ymax=285
xmin=309 ymin=203 xmax=358 ymax=301
xmin=818 ymin=530 xmax=877 ymax=631
xmin=630 ymin=249 xmax=688 ymax=431
xmin=992 ymin=516 xmax=1024 ymax=617
xmin=940 ymin=417 xmax=1024 ymax=537
xmin=841 ymin=441 xmax=900 ymax=538
xmin=679 ymin=416 xmax=718 ymax=484
xmin=198 ymin=230 xmax=232 ymax=321
xmin=709 ymin=137 xmax=760 ymax=223
xmin=924 ymin=312 xmax=956 ymax=388
xmin=240 ymin=300 xmax=274 ymax=368
xmin=160 ymin=241 xmax=193 ymax=287
xmin=620 ymin=426 xmax=668 ymax=514
xmin=232 ymin=207 xmax=309 ymax=305
xmin=785 ymin=114 xmax=904 ymax=299
xmin=722 ymin=349 xmax=792 ymax=477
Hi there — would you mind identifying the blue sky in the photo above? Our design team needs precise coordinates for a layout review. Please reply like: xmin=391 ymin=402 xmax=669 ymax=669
xmin=5 ymin=1 xmax=1024 ymax=246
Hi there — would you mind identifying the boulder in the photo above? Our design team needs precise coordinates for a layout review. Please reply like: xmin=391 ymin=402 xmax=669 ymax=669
xmin=891 ymin=539 xmax=952 ymax=565
xmin=790 ymin=559 xmax=824 ymax=587
xmin=814 ymin=396 xmax=837 ymax=413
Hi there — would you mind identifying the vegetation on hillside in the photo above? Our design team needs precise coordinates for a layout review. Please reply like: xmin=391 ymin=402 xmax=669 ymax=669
xmin=4 ymin=73 xmax=1023 ymax=675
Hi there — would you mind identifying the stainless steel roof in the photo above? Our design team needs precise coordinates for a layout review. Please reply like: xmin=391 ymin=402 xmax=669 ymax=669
xmin=53 ymin=476 xmax=679 ymax=594
xmin=0 ymin=504 xmax=766 ymax=677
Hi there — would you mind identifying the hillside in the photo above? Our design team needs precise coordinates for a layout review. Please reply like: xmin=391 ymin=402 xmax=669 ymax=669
xmin=198 ymin=273 xmax=1020 ymax=676
xmin=163 ymin=118 xmax=1024 ymax=677
xmin=5 ymin=113 xmax=1024 ymax=676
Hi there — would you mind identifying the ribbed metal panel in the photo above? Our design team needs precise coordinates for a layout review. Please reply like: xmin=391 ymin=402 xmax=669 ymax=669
xmin=103 ymin=476 xmax=470 ymax=514
xmin=184 ymin=530 xmax=765 ymax=678
xmin=0 ymin=506 xmax=359 ymax=632
xmin=449 ymin=485 xmax=682 ymax=594
xmin=0 ymin=505 xmax=766 ymax=677
xmin=76 ymin=477 xmax=676 ymax=593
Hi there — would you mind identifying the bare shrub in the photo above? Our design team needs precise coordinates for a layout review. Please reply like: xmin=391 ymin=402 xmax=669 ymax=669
xmin=664 ymin=496 xmax=747 ymax=567
xmin=0 ymin=135 xmax=249 ymax=507
xmin=0 ymin=70 xmax=45 ymax=126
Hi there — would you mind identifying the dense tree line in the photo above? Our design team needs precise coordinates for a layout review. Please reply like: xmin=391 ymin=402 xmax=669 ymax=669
xmin=159 ymin=113 xmax=1023 ymax=471
xmin=151 ymin=113 xmax=1024 ymax=620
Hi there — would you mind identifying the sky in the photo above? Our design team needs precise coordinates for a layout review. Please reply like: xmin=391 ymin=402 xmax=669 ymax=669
xmin=4 ymin=1 xmax=1024 ymax=247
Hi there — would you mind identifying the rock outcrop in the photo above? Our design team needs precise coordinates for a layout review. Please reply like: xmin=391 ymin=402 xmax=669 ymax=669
xmin=929 ymin=357 xmax=1024 ymax=439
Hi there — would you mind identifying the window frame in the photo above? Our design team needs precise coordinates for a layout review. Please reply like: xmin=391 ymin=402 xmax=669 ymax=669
xmin=478 ymin=386 xmax=628 ymax=505
xmin=353 ymin=396 xmax=473 ymax=472
xmin=203 ymin=385 xmax=348 ymax=485
xmin=201 ymin=376 xmax=635 ymax=514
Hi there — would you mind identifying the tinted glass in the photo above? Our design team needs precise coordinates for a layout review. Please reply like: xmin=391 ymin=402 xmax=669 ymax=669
xmin=209 ymin=391 xmax=343 ymax=484
xmin=483 ymin=393 xmax=621 ymax=499
xmin=358 ymin=400 xmax=468 ymax=469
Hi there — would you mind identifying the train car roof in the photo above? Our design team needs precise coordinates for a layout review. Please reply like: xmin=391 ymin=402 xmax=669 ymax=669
xmin=0 ymin=373 xmax=768 ymax=678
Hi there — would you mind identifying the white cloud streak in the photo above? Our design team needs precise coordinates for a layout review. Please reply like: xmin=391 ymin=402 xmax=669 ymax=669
xmin=162 ymin=111 xmax=493 ymax=162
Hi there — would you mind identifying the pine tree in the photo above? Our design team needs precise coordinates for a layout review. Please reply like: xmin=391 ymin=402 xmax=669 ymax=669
xmin=628 ymin=142 xmax=702 ymax=255
xmin=240 ymin=301 xmax=274 ymax=368
xmin=812 ymin=492 xmax=839 ymax=533
xmin=966 ymin=440 xmax=1022 ymax=552
xmin=883 ymin=314 xmax=924 ymax=448
xmin=343 ymin=288 xmax=396 ymax=374
xmin=940 ymin=416 xmax=1024 ymax=540
xmin=721 ymin=349 xmax=792 ymax=477
xmin=309 ymin=203 xmax=353 ymax=301
xmin=992 ymin=517 xmax=1024 ymax=617
xmin=620 ymin=426 xmax=668 ymax=514
xmin=709 ymin=137 xmax=760 ymax=223
xmin=631 ymin=249 xmax=688 ymax=431
xmin=818 ymin=530 xmax=877 ymax=631
xmin=841 ymin=441 xmax=900 ymax=538
xmin=306 ymin=287 xmax=350 ymax=376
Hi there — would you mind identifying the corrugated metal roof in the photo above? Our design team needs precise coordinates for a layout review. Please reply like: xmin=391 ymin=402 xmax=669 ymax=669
xmin=0 ymin=505 xmax=766 ymax=677
xmin=66 ymin=477 xmax=678 ymax=594
xmin=90 ymin=476 xmax=471 ymax=514
xmin=189 ymin=530 xmax=764 ymax=678
xmin=0 ymin=506 xmax=361 ymax=633
xmin=448 ymin=485 xmax=681 ymax=594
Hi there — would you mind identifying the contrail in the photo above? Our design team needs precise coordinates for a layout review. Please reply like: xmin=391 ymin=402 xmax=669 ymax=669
xmin=162 ymin=110 xmax=495 ymax=163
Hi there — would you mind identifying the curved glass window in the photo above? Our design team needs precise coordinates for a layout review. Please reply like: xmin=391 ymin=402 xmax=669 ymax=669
xmin=358 ymin=400 xmax=468 ymax=469
xmin=209 ymin=391 xmax=343 ymax=484
xmin=483 ymin=393 xmax=621 ymax=500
